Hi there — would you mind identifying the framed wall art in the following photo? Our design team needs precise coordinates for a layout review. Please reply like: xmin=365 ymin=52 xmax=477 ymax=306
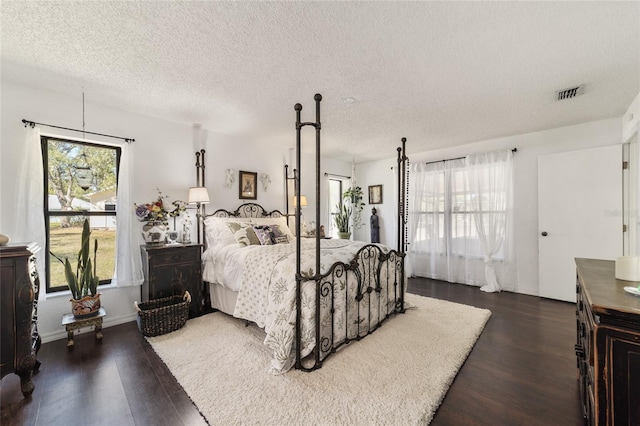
xmin=368 ymin=184 xmax=383 ymax=204
xmin=239 ymin=170 xmax=257 ymax=200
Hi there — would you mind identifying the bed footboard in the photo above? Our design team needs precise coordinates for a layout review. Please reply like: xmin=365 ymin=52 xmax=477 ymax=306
xmin=295 ymin=244 xmax=405 ymax=371
xmin=293 ymin=94 xmax=408 ymax=372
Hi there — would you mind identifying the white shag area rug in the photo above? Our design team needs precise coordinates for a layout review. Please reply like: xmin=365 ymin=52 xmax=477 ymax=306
xmin=147 ymin=293 xmax=491 ymax=425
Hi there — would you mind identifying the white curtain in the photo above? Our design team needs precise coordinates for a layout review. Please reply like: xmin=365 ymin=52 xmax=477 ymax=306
xmin=14 ymin=126 xmax=46 ymax=286
xmin=407 ymin=160 xmax=442 ymax=277
xmin=408 ymin=159 xmax=470 ymax=283
xmin=15 ymin=128 xmax=142 ymax=293
xmin=114 ymin=142 xmax=143 ymax=287
xmin=466 ymin=150 xmax=515 ymax=292
xmin=407 ymin=151 xmax=516 ymax=291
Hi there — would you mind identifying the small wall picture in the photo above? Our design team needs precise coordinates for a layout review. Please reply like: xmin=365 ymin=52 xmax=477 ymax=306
xmin=239 ymin=171 xmax=257 ymax=200
xmin=368 ymin=184 xmax=383 ymax=204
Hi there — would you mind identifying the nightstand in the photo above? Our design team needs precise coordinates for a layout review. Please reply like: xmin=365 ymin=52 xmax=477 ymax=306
xmin=140 ymin=244 xmax=203 ymax=318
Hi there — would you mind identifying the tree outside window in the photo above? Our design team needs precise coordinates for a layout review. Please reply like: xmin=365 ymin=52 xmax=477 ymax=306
xmin=42 ymin=136 xmax=120 ymax=293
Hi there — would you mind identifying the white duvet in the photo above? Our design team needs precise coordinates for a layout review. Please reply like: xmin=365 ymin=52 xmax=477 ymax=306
xmin=203 ymin=238 xmax=401 ymax=374
xmin=203 ymin=239 xmax=352 ymax=292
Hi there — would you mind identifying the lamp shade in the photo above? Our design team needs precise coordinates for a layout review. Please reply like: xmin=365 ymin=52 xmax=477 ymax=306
xmin=293 ymin=195 xmax=308 ymax=207
xmin=187 ymin=187 xmax=210 ymax=204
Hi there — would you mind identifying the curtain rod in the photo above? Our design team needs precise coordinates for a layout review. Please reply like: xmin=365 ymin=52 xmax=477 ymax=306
xmin=425 ymin=148 xmax=517 ymax=165
xmin=22 ymin=119 xmax=135 ymax=143
xmin=324 ymin=172 xmax=351 ymax=179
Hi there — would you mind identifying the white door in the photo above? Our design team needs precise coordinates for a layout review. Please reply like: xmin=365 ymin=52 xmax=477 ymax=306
xmin=538 ymin=145 xmax=622 ymax=302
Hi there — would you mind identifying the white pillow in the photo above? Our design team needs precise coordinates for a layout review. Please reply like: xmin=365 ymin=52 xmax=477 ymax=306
xmin=226 ymin=222 xmax=261 ymax=247
xmin=250 ymin=216 xmax=295 ymax=240
xmin=204 ymin=216 xmax=251 ymax=247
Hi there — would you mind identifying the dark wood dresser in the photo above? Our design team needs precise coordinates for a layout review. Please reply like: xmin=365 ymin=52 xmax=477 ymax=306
xmin=575 ymin=258 xmax=640 ymax=425
xmin=141 ymin=244 xmax=203 ymax=318
xmin=1 ymin=243 xmax=41 ymax=397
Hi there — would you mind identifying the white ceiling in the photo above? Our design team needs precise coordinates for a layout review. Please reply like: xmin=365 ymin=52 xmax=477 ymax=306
xmin=2 ymin=1 xmax=639 ymax=163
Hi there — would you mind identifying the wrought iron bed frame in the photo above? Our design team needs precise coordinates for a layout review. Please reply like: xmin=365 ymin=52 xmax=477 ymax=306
xmin=292 ymin=94 xmax=409 ymax=371
xmin=202 ymin=94 xmax=409 ymax=372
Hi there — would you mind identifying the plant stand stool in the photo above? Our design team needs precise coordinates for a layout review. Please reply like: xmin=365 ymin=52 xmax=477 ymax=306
xmin=61 ymin=308 xmax=106 ymax=348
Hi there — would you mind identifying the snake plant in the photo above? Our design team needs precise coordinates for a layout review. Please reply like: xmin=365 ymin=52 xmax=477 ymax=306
xmin=51 ymin=219 xmax=99 ymax=299
xmin=334 ymin=203 xmax=352 ymax=233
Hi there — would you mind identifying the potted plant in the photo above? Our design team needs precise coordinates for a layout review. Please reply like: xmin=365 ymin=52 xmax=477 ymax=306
xmin=334 ymin=203 xmax=352 ymax=239
xmin=52 ymin=218 xmax=101 ymax=317
xmin=343 ymin=186 xmax=366 ymax=230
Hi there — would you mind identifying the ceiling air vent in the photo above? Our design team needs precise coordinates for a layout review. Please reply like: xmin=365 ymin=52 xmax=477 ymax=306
xmin=556 ymin=85 xmax=583 ymax=101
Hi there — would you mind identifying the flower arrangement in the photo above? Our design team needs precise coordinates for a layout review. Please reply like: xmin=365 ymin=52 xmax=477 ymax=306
xmin=135 ymin=189 xmax=186 ymax=224
xmin=169 ymin=200 xmax=187 ymax=218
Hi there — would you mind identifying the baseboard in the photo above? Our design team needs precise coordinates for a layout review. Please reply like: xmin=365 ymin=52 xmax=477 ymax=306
xmin=513 ymin=287 xmax=539 ymax=297
xmin=40 ymin=312 xmax=138 ymax=344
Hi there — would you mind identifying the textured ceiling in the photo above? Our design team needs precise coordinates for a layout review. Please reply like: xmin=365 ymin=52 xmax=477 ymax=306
xmin=2 ymin=1 xmax=639 ymax=162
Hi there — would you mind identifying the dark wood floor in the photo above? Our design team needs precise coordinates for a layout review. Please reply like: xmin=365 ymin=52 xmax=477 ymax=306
xmin=1 ymin=278 xmax=583 ymax=426
xmin=410 ymin=279 xmax=583 ymax=426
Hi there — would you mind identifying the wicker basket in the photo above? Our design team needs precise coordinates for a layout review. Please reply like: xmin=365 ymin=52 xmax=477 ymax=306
xmin=134 ymin=291 xmax=191 ymax=337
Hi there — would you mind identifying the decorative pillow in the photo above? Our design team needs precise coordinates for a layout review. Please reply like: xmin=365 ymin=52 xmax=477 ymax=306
xmin=204 ymin=216 xmax=251 ymax=247
xmin=250 ymin=217 xmax=295 ymax=240
xmin=269 ymin=224 xmax=290 ymax=244
xmin=252 ymin=226 xmax=274 ymax=245
xmin=227 ymin=222 xmax=261 ymax=247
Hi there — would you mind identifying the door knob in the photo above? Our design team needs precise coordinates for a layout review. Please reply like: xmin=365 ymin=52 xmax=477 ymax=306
xmin=541 ymin=231 xmax=548 ymax=237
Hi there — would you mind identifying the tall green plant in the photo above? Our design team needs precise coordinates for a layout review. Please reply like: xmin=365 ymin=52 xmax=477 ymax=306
xmin=334 ymin=204 xmax=352 ymax=233
xmin=342 ymin=186 xmax=365 ymax=230
xmin=51 ymin=219 xmax=99 ymax=299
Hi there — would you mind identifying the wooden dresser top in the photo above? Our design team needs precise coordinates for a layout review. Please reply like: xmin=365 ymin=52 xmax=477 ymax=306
xmin=575 ymin=258 xmax=640 ymax=318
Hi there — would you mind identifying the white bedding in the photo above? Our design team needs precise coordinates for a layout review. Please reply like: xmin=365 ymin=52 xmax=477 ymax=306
xmin=203 ymin=242 xmax=252 ymax=292
xmin=203 ymin=237 xmax=400 ymax=374
xmin=203 ymin=239 xmax=354 ymax=292
xmin=203 ymin=219 xmax=398 ymax=374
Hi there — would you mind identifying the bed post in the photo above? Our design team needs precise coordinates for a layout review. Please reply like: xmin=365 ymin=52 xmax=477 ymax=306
xmin=294 ymin=94 xmax=323 ymax=370
xmin=284 ymin=166 xmax=299 ymax=229
xmin=294 ymin=103 xmax=303 ymax=370
xmin=314 ymin=94 xmax=322 ymax=277
xmin=397 ymin=138 xmax=408 ymax=313
xmin=293 ymin=95 xmax=406 ymax=372
xmin=313 ymin=94 xmax=322 ymax=369
xmin=285 ymin=164 xmax=289 ymax=225
xmin=397 ymin=146 xmax=403 ymax=253
xmin=194 ymin=149 xmax=207 ymax=247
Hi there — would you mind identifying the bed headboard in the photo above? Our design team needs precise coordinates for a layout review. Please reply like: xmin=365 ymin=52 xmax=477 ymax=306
xmin=207 ymin=202 xmax=285 ymax=219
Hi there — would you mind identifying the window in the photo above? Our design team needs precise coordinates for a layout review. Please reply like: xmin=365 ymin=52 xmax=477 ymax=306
xmin=415 ymin=162 xmax=506 ymax=259
xmin=408 ymin=150 xmax=515 ymax=289
xmin=42 ymin=136 xmax=121 ymax=293
xmin=327 ymin=178 xmax=345 ymax=237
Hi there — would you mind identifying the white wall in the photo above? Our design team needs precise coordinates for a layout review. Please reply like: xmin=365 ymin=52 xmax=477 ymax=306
xmin=623 ymin=91 xmax=640 ymax=143
xmin=283 ymin=148 xmax=353 ymax=235
xmin=353 ymin=156 xmax=400 ymax=248
xmin=623 ymin=92 xmax=640 ymax=255
xmin=355 ymin=118 xmax=622 ymax=296
xmin=0 ymin=78 xmax=628 ymax=339
xmin=0 ymin=80 xmax=349 ymax=342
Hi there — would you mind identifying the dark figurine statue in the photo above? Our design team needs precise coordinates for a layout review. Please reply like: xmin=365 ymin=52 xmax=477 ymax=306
xmin=370 ymin=207 xmax=380 ymax=243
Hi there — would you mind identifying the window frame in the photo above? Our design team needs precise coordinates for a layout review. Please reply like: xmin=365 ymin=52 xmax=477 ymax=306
xmin=327 ymin=178 xmax=348 ymax=237
xmin=41 ymin=135 xmax=121 ymax=294
xmin=415 ymin=162 xmax=508 ymax=261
